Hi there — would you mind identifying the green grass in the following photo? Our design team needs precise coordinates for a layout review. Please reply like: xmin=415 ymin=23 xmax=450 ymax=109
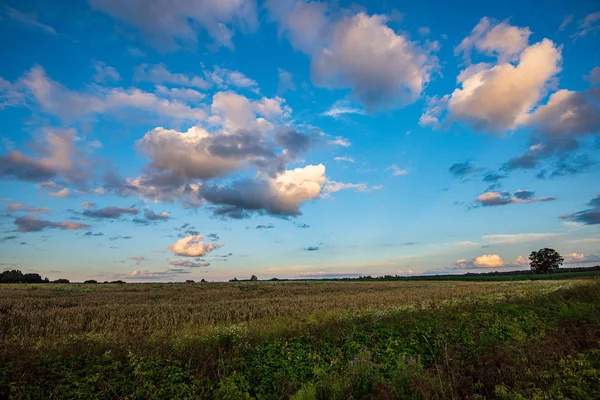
xmin=1 ymin=278 xmax=600 ymax=399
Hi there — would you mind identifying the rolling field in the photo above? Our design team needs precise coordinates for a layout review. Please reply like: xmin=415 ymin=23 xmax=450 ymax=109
xmin=2 ymin=277 xmax=600 ymax=399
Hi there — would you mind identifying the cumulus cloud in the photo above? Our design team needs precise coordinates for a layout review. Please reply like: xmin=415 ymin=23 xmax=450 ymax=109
xmin=475 ymin=190 xmax=556 ymax=207
xmin=564 ymin=253 xmax=600 ymax=264
xmin=89 ymin=0 xmax=257 ymax=51
xmin=586 ymin=67 xmax=600 ymax=86
xmin=201 ymin=164 xmax=326 ymax=218
xmin=8 ymin=66 xmax=207 ymax=122
xmin=132 ymin=119 xmax=311 ymax=198
xmin=82 ymin=206 xmax=139 ymax=219
xmin=14 ymin=216 xmax=90 ymax=232
xmin=560 ymin=193 xmax=600 ymax=225
xmin=454 ymin=254 xmax=528 ymax=269
xmin=455 ymin=17 xmax=532 ymax=62
xmin=423 ymin=18 xmax=562 ymax=133
xmin=267 ymin=1 xmax=437 ymax=111
xmin=0 ymin=127 xmax=94 ymax=187
xmin=520 ymin=88 xmax=600 ymax=152
xmin=169 ymin=235 xmax=223 ymax=257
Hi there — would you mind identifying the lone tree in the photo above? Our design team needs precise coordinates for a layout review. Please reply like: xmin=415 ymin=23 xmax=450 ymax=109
xmin=529 ymin=248 xmax=563 ymax=274
xmin=250 ymin=274 xmax=258 ymax=281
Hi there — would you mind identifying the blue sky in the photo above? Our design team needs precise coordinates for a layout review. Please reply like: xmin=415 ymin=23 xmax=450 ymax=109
xmin=0 ymin=0 xmax=599 ymax=282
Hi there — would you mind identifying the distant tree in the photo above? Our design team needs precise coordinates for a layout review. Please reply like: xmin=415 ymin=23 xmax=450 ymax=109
xmin=1 ymin=270 xmax=46 ymax=283
xmin=1 ymin=270 xmax=23 ymax=283
xmin=84 ymin=280 xmax=98 ymax=284
xmin=250 ymin=274 xmax=258 ymax=281
xmin=110 ymin=280 xmax=125 ymax=284
xmin=530 ymin=248 xmax=563 ymax=274
xmin=23 ymin=273 xmax=43 ymax=283
xmin=269 ymin=277 xmax=279 ymax=281
xmin=185 ymin=279 xmax=195 ymax=283
xmin=52 ymin=279 xmax=70 ymax=284
xmin=229 ymin=277 xmax=238 ymax=282
xmin=200 ymin=279 xmax=207 ymax=283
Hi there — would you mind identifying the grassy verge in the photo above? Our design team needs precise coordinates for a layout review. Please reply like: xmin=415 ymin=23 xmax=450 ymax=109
xmin=1 ymin=280 xmax=600 ymax=399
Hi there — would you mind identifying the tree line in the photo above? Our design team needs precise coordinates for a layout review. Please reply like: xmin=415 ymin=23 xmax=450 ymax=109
xmin=0 ymin=270 xmax=69 ymax=284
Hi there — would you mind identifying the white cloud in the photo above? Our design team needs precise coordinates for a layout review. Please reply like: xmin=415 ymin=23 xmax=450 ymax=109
xmin=201 ymin=164 xmax=328 ymax=217
xmin=564 ymin=253 xmax=600 ymax=264
xmin=474 ymin=254 xmax=504 ymax=267
xmin=324 ymin=180 xmax=381 ymax=194
xmin=155 ymin=86 xmax=205 ymax=102
xmin=48 ymin=188 xmax=71 ymax=198
xmin=311 ymin=13 xmax=436 ymax=111
xmin=449 ymin=39 xmax=561 ymax=132
xmin=89 ymin=0 xmax=257 ymax=51
xmin=277 ymin=68 xmax=296 ymax=94
xmin=387 ymin=164 xmax=409 ymax=176
xmin=455 ymin=17 xmax=532 ymax=62
xmin=333 ymin=156 xmax=354 ymax=163
xmin=559 ymin=15 xmax=574 ymax=31
xmin=92 ymin=61 xmax=121 ymax=83
xmin=0 ymin=127 xmax=94 ymax=187
xmin=327 ymin=136 xmax=351 ymax=147
xmin=521 ymin=89 xmax=600 ymax=144
xmin=136 ymin=126 xmax=244 ymax=181
xmin=211 ymin=92 xmax=288 ymax=132
xmin=119 ymin=269 xmax=191 ymax=280
xmin=208 ymin=66 xmax=259 ymax=91
xmin=572 ymin=12 xmax=600 ymax=39
xmin=16 ymin=66 xmax=208 ymax=122
xmin=169 ymin=235 xmax=223 ymax=257
xmin=134 ymin=64 xmax=210 ymax=89
xmin=267 ymin=2 xmax=437 ymax=110
xmin=482 ymin=233 xmax=560 ymax=244
xmin=4 ymin=5 xmax=57 ymax=35
xmin=322 ymin=100 xmax=365 ymax=118
xmin=453 ymin=254 xmax=528 ymax=269
xmin=424 ymin=18 xmax=562 ymax=134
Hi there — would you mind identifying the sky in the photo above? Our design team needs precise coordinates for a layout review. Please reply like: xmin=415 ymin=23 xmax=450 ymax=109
xmin=0 ymin=0 xmax=599 ymax=282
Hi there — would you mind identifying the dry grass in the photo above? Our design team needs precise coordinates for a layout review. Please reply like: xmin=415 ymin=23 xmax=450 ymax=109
xmin=0 ymin=279 xmax=587 ymax=344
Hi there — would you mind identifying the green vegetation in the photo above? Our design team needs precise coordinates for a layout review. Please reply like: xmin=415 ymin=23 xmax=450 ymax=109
xmin=1 ymin=277 xmax=600 ymax=399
